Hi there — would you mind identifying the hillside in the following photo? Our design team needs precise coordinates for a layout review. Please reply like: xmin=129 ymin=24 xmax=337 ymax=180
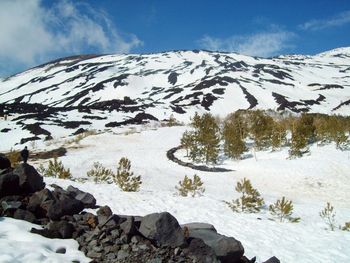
xmin=0 ymin=48 xmax=350 ymax=146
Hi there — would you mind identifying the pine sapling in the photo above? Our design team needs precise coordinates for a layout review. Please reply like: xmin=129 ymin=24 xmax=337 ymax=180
xmin=341 ymin=222 xmax=350 ymax=231
xmin=226 ymin=178 xmax=264 ymax=213
xmin=42 ymin=158 xmax=72 ymax=179
xmin=87 ymin=162 xmax=114 ymax=183
xmin=115 ymin=157 xmax=141 ymax=192
xmin=320 ymin=202 xmax=337 ymax=231
xmin=176 ymin=174 xmax=205 ymax=197
xmin=269 ymin=197 xmax=300 ymax=223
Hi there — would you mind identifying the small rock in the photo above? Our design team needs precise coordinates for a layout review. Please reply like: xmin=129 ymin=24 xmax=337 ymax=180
xmin=55 ymin=247 xmax=66 ymax=254
xmin=117 ymin=250 xmax=129 ymax=260
xmin=86 ymin=251 xmax=102 ymax=259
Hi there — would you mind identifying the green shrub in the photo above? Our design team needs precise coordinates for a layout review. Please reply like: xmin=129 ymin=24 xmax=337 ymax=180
xmin=341 ymin=222 xmax=350 ymax=231
xmin=87 ymin=162 xmax=114 ymax=183
xmin=226 ymin=178 xmax=264 ymax=213
xmin=176 ymin=174 xmax=205 ymax=197
xmin=181 ymin=130 xmax=195 ymax=157
xmin=188 ymin=112 xmax=221 ymax=164
xmin=269 ymin=197 xmax=300 ymax=223
xmin=271 ymin=121 xmax=287 ymax=150
xmin=114 ymin=157 xmax=141 ymax=192
xmin=248 ymin=110 xmax=274 ymax=149
xmin=320 ymin=202 xmax=336 ymax=231
xmin=7 ymin=149 xmax=21 ymax=167
xmin=223 ymin=112 xmax=248 ymax=160
xmin=40 ymin=158 xmax=72 ymax=179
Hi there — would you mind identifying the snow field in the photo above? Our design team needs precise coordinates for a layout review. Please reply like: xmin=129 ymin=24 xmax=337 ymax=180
xmin=27 ymin=125 xmax=350 ymax=263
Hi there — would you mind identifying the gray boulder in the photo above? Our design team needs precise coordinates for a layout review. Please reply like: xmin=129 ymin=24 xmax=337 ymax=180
xmin=120 ymin=216 xmax=138 ymax=238
xmin=47 ymin=196 xmax=84 ymax=220
xmin=184 ymin=238 xmax=219 ymax=263
xmin=139 ymin=212 xmax=186 ymax=248
xmin=27 ymin=188 xmax=56 ymax=218
xmin=13 ymin=163 xmax=45 ymax=194
xmin=187 ymin=228 xmax=244 ymax=263
xmin=48 ymin=220 xmax=75 ymax=239
xmin=67 ymin=185 xmax=96 ymax=208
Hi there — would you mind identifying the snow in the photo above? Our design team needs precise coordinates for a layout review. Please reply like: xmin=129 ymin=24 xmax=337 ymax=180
xmin=0 ymin=217 xmax=89 ymax=263
xmin=1 ymin=125 xmax=349 ymax=262
xmin=1 ymin=48 xmax=349 ymax=116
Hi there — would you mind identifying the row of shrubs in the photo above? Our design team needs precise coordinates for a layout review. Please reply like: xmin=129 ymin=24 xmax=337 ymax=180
xmin=38 ymin=157 xmax=142 ymax=192
xmin=36 ymin=156 xmax=349 ymax=231
xmin=181 ymin=110 xmax=350 ymax=164
xmin=224 ymin=177 xmax=349 ymax=231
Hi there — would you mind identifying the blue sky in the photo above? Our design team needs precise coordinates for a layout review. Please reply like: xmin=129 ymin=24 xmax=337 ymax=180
xmin=0 ymin=0 xmax=350 ymax=77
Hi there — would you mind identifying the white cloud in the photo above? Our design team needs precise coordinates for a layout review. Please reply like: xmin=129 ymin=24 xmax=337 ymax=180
xmin=300 ymin=10 xmax=350 ymax=31
xmin=198 ymin=30 xmax=295 ymax=57
xmin=0 ymin=0 xmax=142 ymax=76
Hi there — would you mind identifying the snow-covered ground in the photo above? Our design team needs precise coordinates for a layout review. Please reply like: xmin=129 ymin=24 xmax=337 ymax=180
xmin=1 ymin=125 xmax=350 ymax=262
xmin=0 ymin=217 xmax=89 ymax=263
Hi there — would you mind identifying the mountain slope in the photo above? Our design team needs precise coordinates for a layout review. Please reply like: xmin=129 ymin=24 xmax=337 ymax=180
xmin=0 ymin=48 xmax=350 ymax=144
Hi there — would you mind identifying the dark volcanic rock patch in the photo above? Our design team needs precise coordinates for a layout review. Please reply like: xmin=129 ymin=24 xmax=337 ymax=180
xmin=105 ymin=112 xmax=158 ymax=128
xmin=201 ymin=93 xmax=218 ymax=110
xmin=212 ymin=88 xmax=225 ymax=95
xmin=240 ymin=87 xmax=258 ymax=109
xmin=316 ymin=84 xmax=344 ymax=90
xmin=82 ymin=115 xmax=107 ymax=120
xmin=333 ymin=99 xmax=350 ymax=111
xmin=20 ymin=136 xmax=41 ymax=144
xmin=59 ymin=121 xmax=92 ymax=129
xmin=1 ymin=128 xmax=11 ymax=133
xmin=272 ymin=92 xmax=309 ymax=113
xmin=301 ymin=94 xmax=326 ymax=106
xmin=168 ymin=72 xmax=178 ymax=85
xmin=23 ymin=123 xmax=51 ymax=138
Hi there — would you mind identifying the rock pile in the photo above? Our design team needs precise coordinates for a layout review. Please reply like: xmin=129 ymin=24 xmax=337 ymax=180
xmin=0 ymin=154 xmax=279 ymax=263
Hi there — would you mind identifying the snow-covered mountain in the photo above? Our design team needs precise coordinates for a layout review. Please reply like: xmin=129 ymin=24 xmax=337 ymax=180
xmin=0 ymin=48 xmax=350 ymax=143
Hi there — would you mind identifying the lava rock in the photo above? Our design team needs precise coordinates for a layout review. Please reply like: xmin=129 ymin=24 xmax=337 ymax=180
xmin=55 ymin=247 xmax=67 ymax=254
xmin=0 ymin=154 xmax=11 ymax=171
xmin=187 ymin=228 xmax=244 ymax=263
xmin=184 ymin=238 xmax=219 ymax=263
xmin=27 ymin=188 xmax=56 ymax=218
xmin=120 ymin=216 xmax=138 ymax=238
xmin=47 ymin=196 xmax=84 ymax=220
xmin=67 ymin=185 xmax=96 ymax=208
xmin=13 ymin=163 xmax=45 ymax=194
xmin=0 ymin=172 xmax=20 ymax=198
xmin=13 ymin=209 xmax=36 ymax=223
xmin=48 ymin=220 xmax=75 ymax=239
xmin=139 ymin=212 xmax=186 ymax=248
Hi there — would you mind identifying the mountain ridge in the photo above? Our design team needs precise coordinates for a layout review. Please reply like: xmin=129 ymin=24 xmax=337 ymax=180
xmin=0 ymin=47 xmax=349 ymax=145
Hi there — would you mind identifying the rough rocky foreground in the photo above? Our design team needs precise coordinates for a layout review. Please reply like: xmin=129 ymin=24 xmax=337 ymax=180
xmin=0 ymin=154 xmax=279 ymax=263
